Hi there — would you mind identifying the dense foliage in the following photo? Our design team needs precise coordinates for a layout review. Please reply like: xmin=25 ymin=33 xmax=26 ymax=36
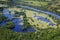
xmin=0 ymin=27 xmax=60 ymax=40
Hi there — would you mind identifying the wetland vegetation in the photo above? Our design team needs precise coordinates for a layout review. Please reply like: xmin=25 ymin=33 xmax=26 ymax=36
xmin=0 ymin=0 xmax=60 ymax=40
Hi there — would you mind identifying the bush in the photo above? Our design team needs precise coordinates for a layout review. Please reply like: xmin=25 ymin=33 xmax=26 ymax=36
xmin=6 ymin=22 xmax=15 ymax=29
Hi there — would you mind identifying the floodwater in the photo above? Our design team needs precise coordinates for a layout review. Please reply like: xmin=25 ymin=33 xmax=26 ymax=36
xmin=1 ymin=5 xmax=60 ymax=32
xmin=1 ymin=8 xmax=36 ymax=32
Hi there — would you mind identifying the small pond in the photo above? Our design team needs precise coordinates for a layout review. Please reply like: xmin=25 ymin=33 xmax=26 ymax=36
xmin=1 ymin=8 xmax=36 ymax=32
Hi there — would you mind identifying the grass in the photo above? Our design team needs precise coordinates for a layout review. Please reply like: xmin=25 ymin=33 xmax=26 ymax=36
xmin=30 ymin=1 xmax=48 ymax=6
xmin=0 ymin=26 xmax=60 ymax=40
xmin=0 ymin=4 xmax=8 ymax=7
xmin=18 ymin=1 xmax=48 ymax=7
xmin=5 ymin=7 xmax=58 ymax=29
xmin=25 ymin=9 xmax=57 ymax=29
xmin=0 ymin=0 xmax=8 ymax=1
xmin=25 ymin=10 xmax=35 ymax=17
xmin=8 ymin=8 xmax=22 ymax=12
xmin=16 ymin=0 xmax=60 ymax=15
xmin=28 ymin=17 xmax=48 ymax=29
